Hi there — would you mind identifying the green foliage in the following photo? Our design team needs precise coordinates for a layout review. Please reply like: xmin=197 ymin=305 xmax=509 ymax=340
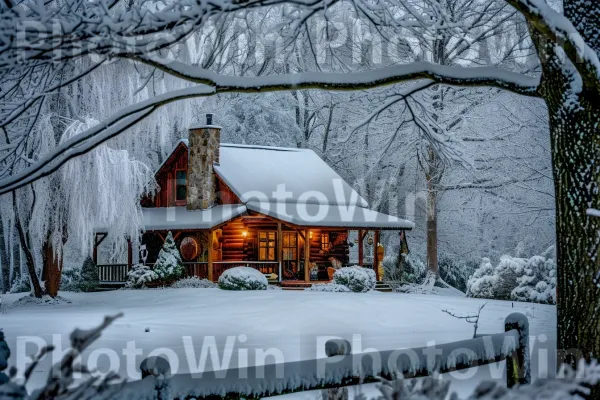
xmin=438 ymin=255 xmax=476 ymax=293
xmin=78 ymin=257 xmax=99 ymax=292
xmin=152 ymin=232 xmax=185 ymax=283
xmin=125 ymin=264 xmax=158 ymax=288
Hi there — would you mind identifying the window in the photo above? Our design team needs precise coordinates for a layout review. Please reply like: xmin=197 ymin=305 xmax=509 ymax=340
xmin=321 ymin=233 xmax=330 ymax=251
xmin=282 ymin=232 xmax=297 ymax=261
xmin=258 ymin=231 xmax=276 ymax=261
xmin=175 ymin=170 xmax=187 ymax=202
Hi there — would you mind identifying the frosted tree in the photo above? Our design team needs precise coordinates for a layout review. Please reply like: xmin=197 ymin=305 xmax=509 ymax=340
xmin=152 ymin=231 xmax=185 ymax=283
xmin=1 ymin=117 xmax=157 ymax=297
xmin=0 ymin=0 xmax=598 ymax=377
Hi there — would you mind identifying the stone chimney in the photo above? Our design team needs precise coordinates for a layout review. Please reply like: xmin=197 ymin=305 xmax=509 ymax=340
xmin=187 ymin=113 xmax=221 ymax=210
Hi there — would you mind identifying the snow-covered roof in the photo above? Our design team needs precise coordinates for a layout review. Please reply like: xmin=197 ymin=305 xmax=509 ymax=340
xmin=141 ymin=205 xmax=247 ymax=230
xmin=177 ymin=140 xmax=368 ymax=207
xmin=246 ymin=201 xmax=415 ymax=230
xmin=149 ymin=140 xmax=413 ymax=230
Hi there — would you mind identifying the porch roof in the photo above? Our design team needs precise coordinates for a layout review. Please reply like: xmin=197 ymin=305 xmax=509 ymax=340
xmin=246 ymin=201 xmax=414 ymax=230
xmin=141 ymin=205 xmax=247 ymax=230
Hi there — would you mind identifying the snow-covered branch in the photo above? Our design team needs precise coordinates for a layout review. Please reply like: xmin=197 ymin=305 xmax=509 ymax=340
xmin=135 ymin=56 xmax=541 ymax=96
xmin=505 ymin=0 xmax=600 ymax=88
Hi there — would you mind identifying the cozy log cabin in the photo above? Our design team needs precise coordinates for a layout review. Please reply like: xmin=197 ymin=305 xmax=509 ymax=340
xmin=94 ymin=114 xmax=414 ymax=287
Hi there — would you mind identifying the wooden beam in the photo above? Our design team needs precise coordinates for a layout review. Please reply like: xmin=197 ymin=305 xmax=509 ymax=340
xmin=92 ymin=233 xmax=107 ymax=265
xmin=127 ymin=238 xmax=133 ymax=267
xmin=358 ymin=230 xmax=364 ymax=266
xmin=373 ymin=230 xmax=380 ymax=281
xmin=277 ymin=222 xmax=282 ymax=282
xmin=304 ymin=229 xmax=310 ymax=282
xmin=208 ymin=230 xmax=214 ymax=281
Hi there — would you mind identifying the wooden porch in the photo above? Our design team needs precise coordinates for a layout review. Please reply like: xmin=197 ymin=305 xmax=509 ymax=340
xmin=94 ymin=212 xmax=388 ymax=286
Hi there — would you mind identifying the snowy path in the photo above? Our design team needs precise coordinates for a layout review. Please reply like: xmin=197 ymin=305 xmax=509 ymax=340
xmin=0 ymin=289 xmax=556 ymax=397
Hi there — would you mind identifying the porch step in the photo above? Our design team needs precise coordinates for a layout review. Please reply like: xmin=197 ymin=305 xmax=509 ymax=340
xmin=281 ymin=281 xmax=313 ymax=290
xmin=374 ymin=281 xmax=393 ymax=293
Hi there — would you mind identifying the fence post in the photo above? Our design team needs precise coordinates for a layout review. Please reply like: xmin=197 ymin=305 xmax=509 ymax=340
xmin=324 ymin=339 xmax=352 ymax=400
xmin=504 ymin=312 xmax=530 ymax=387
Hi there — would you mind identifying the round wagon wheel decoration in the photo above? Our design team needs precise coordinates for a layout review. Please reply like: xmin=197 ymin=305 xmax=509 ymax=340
xmin=180 ymin=236 xmax=200 ymax=261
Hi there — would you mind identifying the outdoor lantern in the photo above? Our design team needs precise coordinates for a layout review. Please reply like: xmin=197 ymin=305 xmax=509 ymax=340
xmin=242 ymin=230 xmax=248 ymax=238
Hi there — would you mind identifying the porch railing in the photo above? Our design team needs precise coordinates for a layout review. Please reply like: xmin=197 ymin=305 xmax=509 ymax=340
xmin=97 ymin=261 xmax=278 ymax=284
xmin=97 ymin=264 xmax=129 ymax=283
xmin=183 ymin=262 xmax=209 ymax=279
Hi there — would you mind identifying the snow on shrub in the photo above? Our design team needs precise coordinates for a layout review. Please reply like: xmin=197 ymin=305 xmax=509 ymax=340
xmin=218 ymin=267 xmax=268 ymax=290
xmin=152 ymin=231 xmax=185 ymax=283
xmin=307 ymin=283 xmax=351 ymax=292
xmin=511 ymin=255 xmax=556 ymax=304
xmin=171 ymin=277 xmax=216 ymax=289
xmin=333 ymin=266 xmax=376 ymax=293
xmin=467 ymin=253 xmax=556 ymax=304
xmin=78 ymin=256 xmax=100 ymax=292
xmin=125 ymin=264 xmax=158 ymax=288
xmin=438 ymin=256 xmax=476 ymax=293
xmin=466 ymin=258 xmax=498 ymax=299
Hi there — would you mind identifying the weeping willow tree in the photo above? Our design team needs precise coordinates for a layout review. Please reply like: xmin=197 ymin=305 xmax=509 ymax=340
xmin=4 ymin=118 xmax=157 ymax=297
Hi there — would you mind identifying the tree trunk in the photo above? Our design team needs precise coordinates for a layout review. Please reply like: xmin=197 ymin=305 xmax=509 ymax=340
xmin=42 ymin=241 xmax=63 ymax=298
xmin=0 ymin=214 xmax=9 ymax=293
xmin=12 ymin=191 xmax=43 ymax=298
xmin=426 ymin=171 xmax=439 ymax=277
xmin=541 ymin=59 xmax=600 ymax=373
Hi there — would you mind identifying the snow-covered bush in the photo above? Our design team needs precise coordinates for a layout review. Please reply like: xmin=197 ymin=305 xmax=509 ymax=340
xmin=125 ymin=264 xmax=158 ymax=288
xmin=218 ymin=267 xmax=268 ymax=290
xmin=511 ymin=256 xmax=556 ymax=304
xmin=467 ymin=253 xmax=556 ymax=304
xmin=333 ymin=266 xmax=376 ymax=293
xmin=307 ymin=283 xmax=351 ymax=292
xmin=403 ymin=254 xmax=427 ymax=284
xmin=493 ymin=256 xmax=525 ymax=299
xmin=58 ymin=268 xmax=81 ymax=292
xmin=78 ymin=256 xmax=99 ymax=292
xmin=438 ymin=256 xmax=476 ymax=293
xmin=466 ymin=258 xmax=498 ymax=299
xmin=9 ymin=277 xmax=30 ymax=294
xmin=171 ymin=277 xmax=216 ymax=289
xmin=152 ymin=232 xmax=185 ymax=283
xmin=382 ymin=255 xmax=402 ymax=282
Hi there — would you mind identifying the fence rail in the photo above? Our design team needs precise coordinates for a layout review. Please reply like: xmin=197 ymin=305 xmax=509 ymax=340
xmin=120 ymin=313 xmax=530 ymax=399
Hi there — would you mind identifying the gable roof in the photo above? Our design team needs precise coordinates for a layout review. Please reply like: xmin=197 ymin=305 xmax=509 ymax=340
xmin=149 ymin=140 xmax=414 ymax=230
xmin=170 ymin=140 xmax=368 ymax=207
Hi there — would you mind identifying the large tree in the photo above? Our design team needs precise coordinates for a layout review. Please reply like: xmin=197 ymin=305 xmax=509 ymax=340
xmin=0 ymin=0 xmax=598 ymax=377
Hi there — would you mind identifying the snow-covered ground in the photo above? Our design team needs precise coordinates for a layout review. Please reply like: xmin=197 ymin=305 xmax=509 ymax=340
xmin=0 ymin=289 xmax=556 ymax=398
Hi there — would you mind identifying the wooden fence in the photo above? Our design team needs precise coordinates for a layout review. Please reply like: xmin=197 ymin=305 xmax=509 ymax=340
xmin=120 ymin=313 xmax=530 ymax=399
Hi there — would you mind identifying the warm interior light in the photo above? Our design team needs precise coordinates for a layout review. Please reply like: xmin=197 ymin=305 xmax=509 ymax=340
xmin=242 ymin=230 xmax=248 ymax=237
xmin=309 ymin=231 xmax=313 ymax=239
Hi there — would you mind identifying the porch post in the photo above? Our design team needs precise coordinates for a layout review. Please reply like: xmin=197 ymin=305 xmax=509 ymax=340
xmin=93 ymin=233 xmax=98 ymax=265
xmin=304 ymin=228 xmax=310 ymax=282
xmin=373 ymin=230 xmax=380 ymax=281
xmin=127 ymin=238 xmax=133 ymax=267
xmin=358 ymin=230 xmax=364 ymax=266
xmin=208 ymin=230 xmax=214 ymax=281
xmin=277 ymin=222 xmax=282 ymax=282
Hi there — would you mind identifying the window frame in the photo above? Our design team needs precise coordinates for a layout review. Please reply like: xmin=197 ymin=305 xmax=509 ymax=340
xmin=174 ymin=169 xmax=187 ymax=205
xmin=258 ymin=230 xmax=277 ymax=261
